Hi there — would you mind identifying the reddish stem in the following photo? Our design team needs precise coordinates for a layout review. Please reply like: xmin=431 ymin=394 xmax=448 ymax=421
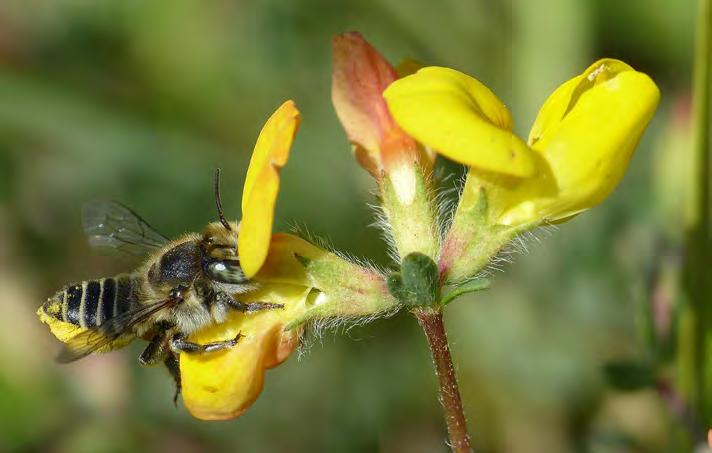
xmin=414 ymin=308 xmax=472 ymax=452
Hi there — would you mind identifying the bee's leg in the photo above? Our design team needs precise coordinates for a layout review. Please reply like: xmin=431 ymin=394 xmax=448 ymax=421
xmin=215 ymin=291 xmax=284 ymax=312
xmin=170 ymin=332 xmax=244 ymax=354
xmin=138 ymin=322 xmax=173 ymax=366
xmin=138 ymin=333 xmax=169 ymax=366
xmin=163 ymin=354 xmax=181 ymax=406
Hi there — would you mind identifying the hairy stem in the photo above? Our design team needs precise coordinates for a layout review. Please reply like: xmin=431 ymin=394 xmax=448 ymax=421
xmin=414 ymin=307 xmax=472 ymax=452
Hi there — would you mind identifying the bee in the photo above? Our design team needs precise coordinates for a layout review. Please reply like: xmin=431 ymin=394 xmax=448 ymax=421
xmin=38 ymin=170 xmax=282 ymax=402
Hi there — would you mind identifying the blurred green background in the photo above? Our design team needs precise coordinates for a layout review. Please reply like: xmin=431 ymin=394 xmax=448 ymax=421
xmin=0 ymin=0 xmax=698 ymax=452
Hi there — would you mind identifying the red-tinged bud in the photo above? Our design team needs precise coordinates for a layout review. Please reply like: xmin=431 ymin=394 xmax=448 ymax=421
xmin=331 ymin=31 xmax=426 ymax=177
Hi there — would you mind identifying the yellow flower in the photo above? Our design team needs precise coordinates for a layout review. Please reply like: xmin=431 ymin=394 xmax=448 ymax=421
xmin=180 ymin=100 xmax=303 ymax=420
xmin=384 ymin=60 xmax=660 ymax=226
xmin=385 ymin=60 xmax=659 ymax=281
xmin=181 ymin=101 xmax=398 ymax=420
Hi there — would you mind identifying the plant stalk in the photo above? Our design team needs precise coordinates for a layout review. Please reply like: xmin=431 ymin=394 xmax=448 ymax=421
xmin=684 ymin=0 xmax=712 ymax=425
xmin=414 ymin=307 xmax=472 ymax=452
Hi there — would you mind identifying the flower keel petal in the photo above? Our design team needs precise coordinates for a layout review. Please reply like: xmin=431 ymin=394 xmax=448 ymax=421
xmin=180 ymin=284 xmax=310 ymax=420
xmin=527 ymin=59 xmax=660 ymax=220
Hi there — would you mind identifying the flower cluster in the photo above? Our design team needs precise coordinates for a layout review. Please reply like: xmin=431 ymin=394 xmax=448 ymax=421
xmin=186 ymin=33 xmax=657 ymax=419
xmin=41 ymin=31 xmax=660 ymax=421
xmin=185 ymin=32 xmax=659 ymax=419
xmin=384 ymin=57 xmax=660 ymax=281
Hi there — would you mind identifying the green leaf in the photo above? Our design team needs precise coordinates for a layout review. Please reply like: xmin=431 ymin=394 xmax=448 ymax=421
xmin=441 ymin=278 xmax=491 ymax=306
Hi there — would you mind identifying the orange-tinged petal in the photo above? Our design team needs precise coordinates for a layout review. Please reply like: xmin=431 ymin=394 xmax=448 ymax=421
xmin=384 ymin=66 xmax=536 ymax=177
xmin=331 ymin=32 xmax=422 ymax=175
xmin=239 ymin=100 xmax=300 ymax=278
xmin=181 ymin=284 xmax=310 ymax=420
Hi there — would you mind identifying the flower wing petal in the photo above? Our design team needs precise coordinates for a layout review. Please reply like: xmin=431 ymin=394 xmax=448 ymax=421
xmin=384 ymin=66 xmax=536 ymax=177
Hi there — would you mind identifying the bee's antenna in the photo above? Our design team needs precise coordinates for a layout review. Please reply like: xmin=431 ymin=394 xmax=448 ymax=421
xmin=214 ymin=168 xmax=232 ymax=231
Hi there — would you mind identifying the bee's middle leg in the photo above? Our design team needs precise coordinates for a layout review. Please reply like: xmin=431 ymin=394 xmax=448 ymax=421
xmin=214 ymin=291 xmax=284 ymax=312
xmin=139 ymin=331 xmax=170 ymax=366
xmin=170 ymin=332 xmax=243 ymax=354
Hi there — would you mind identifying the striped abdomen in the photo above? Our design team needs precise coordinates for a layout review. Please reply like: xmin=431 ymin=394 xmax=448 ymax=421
xmin=43 ymin=275 xmax=140 ymax=329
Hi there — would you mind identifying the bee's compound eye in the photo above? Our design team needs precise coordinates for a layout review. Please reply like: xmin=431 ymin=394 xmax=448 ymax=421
xmin=205 ymin=259 xmax=247 ymax=284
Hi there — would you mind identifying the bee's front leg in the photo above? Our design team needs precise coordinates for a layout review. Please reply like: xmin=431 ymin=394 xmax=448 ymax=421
xmin=170 ymin=332 xmax=243 ymax=354
xmin=214 ymin=291 xmax=284 ymax=312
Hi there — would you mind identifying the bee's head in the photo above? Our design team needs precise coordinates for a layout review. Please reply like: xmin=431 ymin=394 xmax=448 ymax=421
xmin=199 ymin=169 xmax=246 ymax=284
xmin=201 ymin=221 xmax=238 ymax=256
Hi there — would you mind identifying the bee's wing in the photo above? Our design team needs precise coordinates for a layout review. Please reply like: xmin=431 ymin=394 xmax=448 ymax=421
xmin=56 ymin=295 xmax=180 ymax=363
xmin=82 ymin=200 xmax=169 ymax=257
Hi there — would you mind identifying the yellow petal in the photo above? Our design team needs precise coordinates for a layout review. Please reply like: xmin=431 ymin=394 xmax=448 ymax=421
xmin=526 ymin=76 xmax=582 ymax=147
xmin=239 ymin=100 xmax=301 ymax=278
xmin=180 ymin=284 xmax=310 ymax=420
xmin=384 ymin=66 xmax=536 ymax=177
xmin=254 ymin=233 xmax=328 ymax=286
xmin=523 ymin=59 xmax=660 ymax=221
xmin=528 ymin=59 xmax=635 ymax=146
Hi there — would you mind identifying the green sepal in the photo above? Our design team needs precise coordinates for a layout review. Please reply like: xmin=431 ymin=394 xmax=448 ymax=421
xmin=473 ymin=187 xmax=488 ymax=222
xmin=387 ymin=252 xmax=439 ymax=307
xmin=386 ymin=272 xmax=409 ymax=305
xmin=440 ymin=277 xmax=491 ymax=306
